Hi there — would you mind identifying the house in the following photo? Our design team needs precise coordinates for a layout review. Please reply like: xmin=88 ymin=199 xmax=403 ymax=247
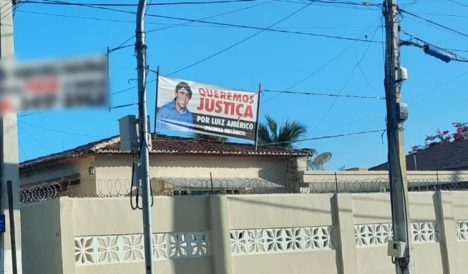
xmin=370 ymin=139 xmax=468 ymax=171
xmin=19 ymin=134 xmax=309 ymax=200
xmin=19 ymin=136 xmax=468 ymax=274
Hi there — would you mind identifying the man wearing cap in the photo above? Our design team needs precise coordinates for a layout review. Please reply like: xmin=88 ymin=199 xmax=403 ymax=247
xmin=156 ymin=81 xmax=194 ymax=131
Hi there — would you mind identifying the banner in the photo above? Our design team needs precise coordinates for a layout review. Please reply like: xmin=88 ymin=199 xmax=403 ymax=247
xmin=0 ymin=54 xmax=109 ymax=112
xmin=156 ymin=76 xmax=259 ymax=141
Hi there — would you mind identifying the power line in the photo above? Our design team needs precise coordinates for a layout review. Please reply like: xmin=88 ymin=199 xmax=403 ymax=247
xmin=399 ymin=8 xmax=468 ymax=39
xmin=20 ymin=121 xmax=102 ymax=138
xmin=16 ymin=9 xmax=138 ymax=23
xmin=314 ymin=67 xmax=468 ymax=137
xmin=274 ymin=0 xmax=381 ymax=9
xmin=166 ymin=2 xmax=313 ymax=75
xmin=408 ymin=69 xmax=468 ymax=101
xmin=107 ymin=0 xmax=272 ymax=53
xmin=21 ymin=0 xmax=258 ymax=7
xmin=401 ymin=30 xmax=468 ymax=53
xmin=147 ymin=0 xmax=271 ymax=33
xmin=261 ymin=18 xmax=382 ymax=106
xmin=144 ymin=13 xmax=383 ymax=44
xmin=23 ymin=0 xmax=384 ymax=44
xmin=258 ymin=128 xmax=386 ymax=146
xmin=313 ymin=0 xmax=381 ymax=6
xmin=18 ymin=123 xmax=55 ymax=154
xmin=311 ymin=19 xmax=382 ymax=132
xmin=448 ymin=0 xmax=468 ymax=8
xmin=263 ymin=89 xmax=385 ymax=99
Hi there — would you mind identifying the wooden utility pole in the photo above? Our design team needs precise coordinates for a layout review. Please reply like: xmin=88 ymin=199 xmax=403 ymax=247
xmin=383 ymin=0 xmax=412 ymax=273
xmin=0 ymin=0 xmax=22 ymax=273
xmin=135 ymin=1 xmax=154 ymax=274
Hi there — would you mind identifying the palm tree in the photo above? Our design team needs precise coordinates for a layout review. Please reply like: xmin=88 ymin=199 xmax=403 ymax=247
xmin=257 ymin=115 xmax=307 ymax=148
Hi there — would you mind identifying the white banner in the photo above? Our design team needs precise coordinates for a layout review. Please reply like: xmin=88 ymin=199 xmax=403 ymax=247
xmin=0 ymin=54 xmax=109 ymax=112
xmin=156 ymin=76 xmax=259 ymax=141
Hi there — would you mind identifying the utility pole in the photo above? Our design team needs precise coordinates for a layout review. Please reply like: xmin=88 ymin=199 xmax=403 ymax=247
xmin=383 ymin=0 xmax=412 ymax=274
xmin=135 ymin=1 xmax=154 ymax=274
xmin=0 ymin=0 xmax=22 ymax=273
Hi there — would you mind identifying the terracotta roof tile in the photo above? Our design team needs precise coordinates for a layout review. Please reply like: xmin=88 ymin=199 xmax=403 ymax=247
xmin=20 ymin=134 xmax=308 ymax=170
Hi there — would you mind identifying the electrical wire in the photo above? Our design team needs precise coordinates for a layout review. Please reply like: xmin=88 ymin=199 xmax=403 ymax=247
xmin=261 ymin=18 xmax=382 ymax=106
xmin=19 ymin=121 xmax=102 ymax=138
xmin=108 ymin=0 xmax=272 ymax=53
xmin=144 ymin=13 xmax=383 ymax=44
xmin=146 ymin=0 xmax=272 ymax=33
xmin=408 ymin=69 xmax=468 ymax=102
xmin=258 ymin=128 xmax=386 ymax=146
xmin=22 ymin=0 xmax=384 ymax=45
xmin=166 ymin=2 xmax=313 ymax=76
xmin=18 ymin=123 xmax=54 ymax=154
xmin=401 ymin=30 xmax=468 ymax=53
xmin=263 ymin=89 xmax=385 ymax=99
xmin=399 ymin=8 xmax=468 ymax=39
xmin=274 ymin=0 xmax=381 ymax=9
xmin=18 ymin=141 xmax=48 ymax=182
xmin=18 ymin=111 xmax=48 ymax=117
xmin=311 ymin=19 xmax=382 ymax=132
xmin=448 ymin=0 xmax=468 ymax=8
xmin=16 ymin=9 xmax=139 ymax=24
xmin=304 ymin=0 xmax=381 ymax=6
xmin=21 ymin=0 xmax=258 ymax=7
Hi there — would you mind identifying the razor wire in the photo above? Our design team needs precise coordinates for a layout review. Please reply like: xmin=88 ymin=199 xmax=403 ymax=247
xmin=20 ymin=182 xmax=61 ymax=204
xmin=307 ymin=177 xmax=468 ymax=193
xmin=92 ymin=177 xmax=288 ymax=197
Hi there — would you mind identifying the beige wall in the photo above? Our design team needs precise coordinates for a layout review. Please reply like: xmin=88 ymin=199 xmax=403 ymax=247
xmin=21 ymin=191 xmax=468 ymax=274
xmin=302 ymin=170 xmax=468 ymax=183
xmin=21 ymin=199 xmax=64 ymax=274
xmin=20 ymin=154 xmax=299 ymax=197
xmin=93 ymin=154 xmax=292 ymax=196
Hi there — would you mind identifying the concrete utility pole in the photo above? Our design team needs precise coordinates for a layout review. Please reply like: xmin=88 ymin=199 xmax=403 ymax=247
xmin=383 ymin=0 xmax=412 ymax=273
xmin=0 ymin=0 xmax=22 ymax=273
xmin=135 ymin=1 xmax=154 ymax=274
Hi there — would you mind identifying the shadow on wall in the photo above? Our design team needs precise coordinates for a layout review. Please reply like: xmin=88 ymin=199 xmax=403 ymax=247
xmin=257 ymin=159 xmax=287 ymax=185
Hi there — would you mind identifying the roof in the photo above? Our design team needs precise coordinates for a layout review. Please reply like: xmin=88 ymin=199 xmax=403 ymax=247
xmin=20 ymin=134 xmax=309 ymax=170
xmin=370 ymin=139 xmax=468 ymax=171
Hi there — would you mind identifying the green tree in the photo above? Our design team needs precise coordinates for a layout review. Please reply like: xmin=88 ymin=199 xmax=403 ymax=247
xmin=257 ymin=115 xmax=307 ymax=148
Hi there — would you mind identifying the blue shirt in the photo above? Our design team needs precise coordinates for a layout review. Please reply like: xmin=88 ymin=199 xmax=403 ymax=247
xmin=156 ymin=100 xmax=193 ymax=131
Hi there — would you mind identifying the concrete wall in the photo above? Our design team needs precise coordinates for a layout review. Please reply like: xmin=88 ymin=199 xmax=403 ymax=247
xmin=20 ymin=154 xmax=298 ymax=197
xmin=302 ymin=170 xmax=468 ymax=184
xmin=21 ymin=191 xmax=468 ymax=274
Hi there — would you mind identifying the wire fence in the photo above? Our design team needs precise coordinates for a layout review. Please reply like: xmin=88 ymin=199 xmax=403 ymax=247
xmin=307 ymin=177 xmax=468 ymax=193
xmin=20 ymin=176 xmax=288 ymax=204
xmin=20 ymin=182 xmax=61 ymax=205
xmin=19 ymin=175 xmax=468 ymax=205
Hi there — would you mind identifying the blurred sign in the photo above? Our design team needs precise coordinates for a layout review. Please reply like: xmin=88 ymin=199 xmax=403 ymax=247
xmin=0 ymin=54 xmax=109 ymax=112
xmin=156 ymin=76 xmax=259 ymax=141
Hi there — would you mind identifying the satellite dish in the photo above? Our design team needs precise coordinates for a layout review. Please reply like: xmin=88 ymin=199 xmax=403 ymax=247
xmin=313 ymin=152 xmax=332 ymax=170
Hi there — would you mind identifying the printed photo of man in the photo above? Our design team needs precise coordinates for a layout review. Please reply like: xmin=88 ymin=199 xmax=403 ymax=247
xmin=156 ymin=81 xmax=193 ymax=131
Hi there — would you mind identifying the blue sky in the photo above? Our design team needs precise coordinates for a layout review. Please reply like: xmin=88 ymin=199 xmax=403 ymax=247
xmin=12 ymin=0 xmax=468 ymax=170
